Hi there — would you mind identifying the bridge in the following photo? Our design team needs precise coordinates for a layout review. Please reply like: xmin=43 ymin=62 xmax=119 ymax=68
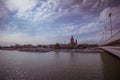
xmin=101 ymin=30 xmax=120 ymax=46
xmin=100 ymin=30 xmax=120 ymax=58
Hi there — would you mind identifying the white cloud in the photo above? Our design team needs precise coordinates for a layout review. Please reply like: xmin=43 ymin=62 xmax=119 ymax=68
xmin=4 ymin=0 xmax=105 ymax=22
xmin=61 ymin=21 xmax=101 ymax=36
xmin=77 ymin=5 xmax=120 ymax=44
xmin=5 ymin=0 xmax=86 ymax=21
xmin=78 ymin=22 xmax=101 ymax=34
xmin=63 ymin=24 xmax=77 ymax=33
xmin=2 ymin=0 xmax=120 ymax=45
xmin=5 ymin=0 xmax=119 ymax=22
xmin=0 ymin=0 xmax=8 ymax=18
xmin=55 ymin=19 xmax=103 ymax=44
xmin=33 ymin=0 xmax=77 ymax=22
xmin=0 ymin=25 xmax=69 ymax=46
xmin=0 ymin=6 xmax=6 ymax=18
xmin=34 ymin=0 xmax=57 ymax=21
xmin=6 ymin=0 xmax=37 ymax=18
xmin=0 ymin=33 xmax=32 ymax=44
xmin=99 ymin=6 xmax=120 ymax=33
xmin=100 ymin=6 xmax=120 ymax=21
xmin=78 ymin=33 xmax=102 ymax=44
xmin=0 ymin=32 xmax=54 ymax=45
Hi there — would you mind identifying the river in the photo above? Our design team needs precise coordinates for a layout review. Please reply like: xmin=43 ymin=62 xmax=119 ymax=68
xmin=0 ymin=50 xmax=120 ymax=80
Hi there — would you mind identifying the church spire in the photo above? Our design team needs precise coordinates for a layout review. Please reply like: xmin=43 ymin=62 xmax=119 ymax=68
xmin=71 ymin=35 xmax=73 ymax=40
xmin=70 ymin=35 xmax=74 ymax=47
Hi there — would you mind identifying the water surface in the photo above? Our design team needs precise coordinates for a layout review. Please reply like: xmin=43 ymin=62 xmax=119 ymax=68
xmin=0 ymin=50 xmax=120 ymax=80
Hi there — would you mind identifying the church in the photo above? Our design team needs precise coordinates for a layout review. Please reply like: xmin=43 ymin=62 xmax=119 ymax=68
xmin=69 ymin=35 xmax=77 ymax=48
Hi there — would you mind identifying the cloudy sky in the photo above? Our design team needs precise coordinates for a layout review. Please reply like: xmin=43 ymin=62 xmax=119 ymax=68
xmin=0 ymin=0 xmax=120 ymax=46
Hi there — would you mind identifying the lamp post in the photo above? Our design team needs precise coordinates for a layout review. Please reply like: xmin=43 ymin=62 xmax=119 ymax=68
xmin=102 ymin=32 xmax=105 ymax=42
xmin=109 ymin=13 xmax=112 ymax=37
xmin=104 ymin=26 xmax=107 ymax=40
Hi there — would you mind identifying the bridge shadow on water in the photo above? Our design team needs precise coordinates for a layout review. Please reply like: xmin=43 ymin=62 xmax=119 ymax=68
xmin=101 ymin=52 xmax=120 ymax=80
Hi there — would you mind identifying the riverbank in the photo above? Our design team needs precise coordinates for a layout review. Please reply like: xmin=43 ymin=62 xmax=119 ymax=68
xmin=0 ymin=47 xmax=102 ymax=53
xmin=55 ymin=48 xmax=102 ymax=53
xmin=0 ymin=48 xmax=53 ymax=52
xmin=18 ymin=48 xmax=53 ymax=52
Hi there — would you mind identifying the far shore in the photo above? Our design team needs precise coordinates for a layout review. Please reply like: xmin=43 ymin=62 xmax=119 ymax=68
xmin=0 ymin=47 xmax=102 ymax=53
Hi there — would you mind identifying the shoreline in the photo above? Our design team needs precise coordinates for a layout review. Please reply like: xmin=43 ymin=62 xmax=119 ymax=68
xmin=0 ymin=47 xmax=102 ymax=53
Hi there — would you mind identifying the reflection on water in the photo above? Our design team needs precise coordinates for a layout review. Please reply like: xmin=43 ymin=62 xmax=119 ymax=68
xmin=101 ymin=52 xmax=120 ymax=80
xmin=0 ymin=50 xmax=119 ymax=80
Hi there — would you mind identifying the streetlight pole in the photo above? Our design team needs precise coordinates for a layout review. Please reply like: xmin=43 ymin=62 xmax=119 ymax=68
xmin=104 ymin=26 xmax=107 ymax=40
xmin=109 ymin=13 xmax=112 ymax=37
xmin=102 ymin=32 xmax=105 ymax=42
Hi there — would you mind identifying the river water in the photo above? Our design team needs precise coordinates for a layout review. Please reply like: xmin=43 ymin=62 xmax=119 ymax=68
xmin=0 ymin=50 xmax=120 ymax=80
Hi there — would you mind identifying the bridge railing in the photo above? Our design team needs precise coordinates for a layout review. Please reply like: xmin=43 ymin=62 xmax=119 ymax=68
xmin=101 ymin=30 xmax=120 ymax=46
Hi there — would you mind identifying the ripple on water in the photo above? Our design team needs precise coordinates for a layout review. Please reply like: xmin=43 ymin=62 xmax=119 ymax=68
xmin=0 ymin=50 xmax=120 ymax=80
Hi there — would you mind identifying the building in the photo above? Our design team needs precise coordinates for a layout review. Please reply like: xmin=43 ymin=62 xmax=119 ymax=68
xmin=69 ymin=35 xmax=77 ymax=48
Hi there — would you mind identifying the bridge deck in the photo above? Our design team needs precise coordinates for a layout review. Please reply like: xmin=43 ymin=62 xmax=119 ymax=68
xmin=101 ymin=46 xmax=120 ymax=58
xmin=101 ymin=31 xmax=120 ymax=46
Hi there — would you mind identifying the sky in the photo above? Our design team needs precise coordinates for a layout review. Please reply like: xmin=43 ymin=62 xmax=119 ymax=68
xmin=0 ymin=0 xmax=120 ymax=46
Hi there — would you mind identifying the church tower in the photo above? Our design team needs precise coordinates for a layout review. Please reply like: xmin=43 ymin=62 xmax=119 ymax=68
xmin=70 ymin=35 xmax=75 ymax=47
xmin=70 ymin=35 xmax=74 ymax=45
